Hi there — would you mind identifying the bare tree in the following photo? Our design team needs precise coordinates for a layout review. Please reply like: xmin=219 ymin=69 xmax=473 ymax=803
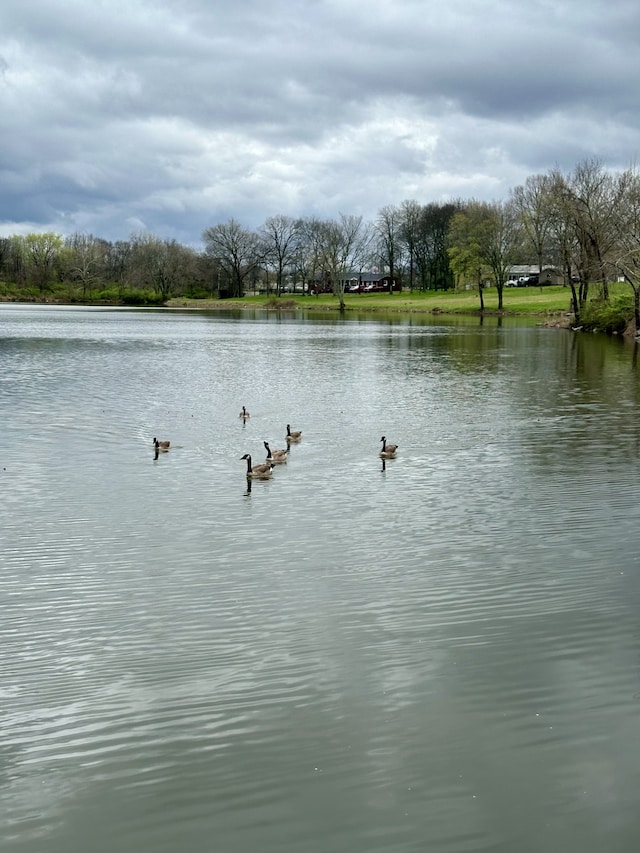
xmin=315 ymin=214 xmax=372 ymax=311
xmin=125 ymin=233 xmax=198 ymax=301
xmin=413 ymin=202 xmax=460 ymax=291
xmin=65 ymin=233 xmax=109 ymax=298
xmin=511 ymin=174 xmax=555 ymax=277
xmin=7 ymin=236 xmax=26 ymax=287
xmin=103 ymin=239 xmax=135 ymax=295
xmin=259 ymin=215 xmax=300 ymax=294
xmin=553 ymin=159 xmax=629 ymax=309
xmin=293 ymin=217 xmax=325 ymax=294
xmin=151 ymin=239 xmax=198 ymax=301
xmin=0 ymin=237 xmax=10 ymax=280
xmin=399 ymin=199 xmax=422 ymax=291
xmin=202 ymin=219 xmax=260 ymax=298
xmin=542 ymin=169 xmax=583 ymax=316
xmin=374 ymin=204 xmax=403 ymax=291
xmin=611 ymin=168 xmax=640 ymax=333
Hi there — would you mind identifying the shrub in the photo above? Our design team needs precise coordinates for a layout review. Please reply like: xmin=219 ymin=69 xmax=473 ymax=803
xmin=581 ymin=294 xmax=634 ymax=334
xmin=121 ymin=291 xmax=164 ymax=306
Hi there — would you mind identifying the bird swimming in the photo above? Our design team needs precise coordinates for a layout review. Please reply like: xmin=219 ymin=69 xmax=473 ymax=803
xmin=379 ymin=436 xmax=398 ymax=458
xmin=264 ymin=441 xmax=288 ymax=463
xmin=241 ymin=454 xmax=274 ymax=478
xmin=286 ymin=424 xmax=302 ymax=441
xmin=153 ymin=437 xmax=170 ymax=451
xmin=239 ymin=406 xmax=251 ymax=420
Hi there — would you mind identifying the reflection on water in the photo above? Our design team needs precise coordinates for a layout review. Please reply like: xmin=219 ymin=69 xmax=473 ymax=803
xmin=1 ymin=304 xmax=640 ymax=853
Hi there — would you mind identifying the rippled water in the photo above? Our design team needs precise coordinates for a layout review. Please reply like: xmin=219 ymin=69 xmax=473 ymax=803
xmin=2 ymin=304 xmax=640 ymax=853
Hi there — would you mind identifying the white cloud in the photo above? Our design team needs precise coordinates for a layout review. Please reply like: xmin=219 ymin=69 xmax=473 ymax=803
xmin=0 ymin=0 xmax=639 ymax=245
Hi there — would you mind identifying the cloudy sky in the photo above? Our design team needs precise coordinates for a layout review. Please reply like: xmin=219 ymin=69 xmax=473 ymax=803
xmin=1 ymin=0 xmax=639 ymax=247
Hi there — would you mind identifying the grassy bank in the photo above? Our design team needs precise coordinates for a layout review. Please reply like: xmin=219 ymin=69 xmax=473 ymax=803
xmin=168 ymin=285 xmax=578 ymax=317
xmin=168 ymin=283 xmax=640 ymax=336
xmin=3 ymin=280 xmax=636 ymax=335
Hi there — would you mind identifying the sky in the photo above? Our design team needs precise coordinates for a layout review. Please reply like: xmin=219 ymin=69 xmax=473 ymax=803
xmin=1 ymin=0 xmax=639 ymax=248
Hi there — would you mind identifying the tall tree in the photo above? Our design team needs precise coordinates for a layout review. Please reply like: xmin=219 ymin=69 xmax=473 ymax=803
xmin=448 ymin=201 xmax=522 ymax=310
xmin=21 ymin=233 xmax=65 ymax=294
xmin=103 ymin=239 xmax=134 ymax=294
xmin=374 ymin=204 xmax=403 ymax=291
xmin=0 ymin=237 xmax=10 ymax=280
xmin=7 ymin=236 xmax=26 ymax=287
xmin=202 ymin=219 xmax=260 ymax=298
xmin=65 ymin=233 xmax=108 ymax=298
xmin=294 ymin=217 xmax=324 ymax=294
xmin=552 ymin=159 xmax=629 ymax=308
xmin=611 ymin=167 xmax=640 ymax=333
xmin=511 ymin=174 xmax=554 ymax=277
xmin=414 ymin=202 xmax=459 ymax=291
xmin=122 ymin=233 xmax=196 ymax=301
xmin=315 ymin=214 xmax=372 ymax=311
xmin=399 ymin=199 xmax=421 ymax=291
xmin=448 ymin=209 xmax=490 ymax=311
xmin=259 ymin=215 xmax=300 ymax=294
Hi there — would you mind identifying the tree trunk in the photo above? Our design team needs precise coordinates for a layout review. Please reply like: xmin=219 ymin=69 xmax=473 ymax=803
xmin=233 ymin=272 xmax=243 ymax=298
xmin=569 ymin=281 xmax=580 ymax=323
xmin=624 ymin=274 xmax=640 ymax=333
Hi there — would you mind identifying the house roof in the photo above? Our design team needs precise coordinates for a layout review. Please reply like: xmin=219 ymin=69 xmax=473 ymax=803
xmin=313 ymin=271 xmax=392 ymax=282
xmin=507 ymin=265 xmax=539 ymax=276
xmin=341 ymin=271 xmax=392 ymax=282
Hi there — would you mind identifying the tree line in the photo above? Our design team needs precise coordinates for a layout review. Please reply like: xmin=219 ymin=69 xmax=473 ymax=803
xmin=1 ymin=159 xmax=639 ymax=327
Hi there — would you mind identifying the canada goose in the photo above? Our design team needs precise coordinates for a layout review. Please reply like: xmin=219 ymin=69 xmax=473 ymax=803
xmin=241 ymin=454 xmax=274 ymax=478
xmin=264 ymin=441 xmax=288 ymax=463
xmin=379 ymin=436 xmax=398 ymax=458
xmin=153 ymin=437 xmax=170 ymax=451
xmin=239 ymin=406 xmax=251 ymax=419
xmin=286 ymin=424 xmax=302 ymax=441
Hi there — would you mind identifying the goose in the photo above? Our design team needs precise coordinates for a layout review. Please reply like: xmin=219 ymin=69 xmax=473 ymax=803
xmin=264 ymin=441 xmax=288 ymax=463
xmin=239 ymin=406 xmax=251 ymax=420
xmin=286 ymin=424 xmax=302 ymax=441
xmin=379 ymin=436 xmax=398 ymax=458
xmin=241 ymin=454 xmax=274 ymax=479
xmin=153 ymin=437 xmax=170 ymax=451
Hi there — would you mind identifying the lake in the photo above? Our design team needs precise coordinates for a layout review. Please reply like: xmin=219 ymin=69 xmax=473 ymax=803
xmin=1 ymin=304 xmax=640 ymax=853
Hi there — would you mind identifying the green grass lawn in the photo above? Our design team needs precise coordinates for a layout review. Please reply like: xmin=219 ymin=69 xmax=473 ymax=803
xmin=3 ymin=281 xmax=633 ymax=331
xmin=170 ymin=284 xmax=585 ymax=316
xmin=169 ymin=281 xmax=640 ymax=334
xmin=334 ymin=286 xmax=573 ymax=315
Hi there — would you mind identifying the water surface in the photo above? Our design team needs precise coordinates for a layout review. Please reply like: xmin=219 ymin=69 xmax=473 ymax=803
xmin=2 ymin=305 xmax=640 ymax=853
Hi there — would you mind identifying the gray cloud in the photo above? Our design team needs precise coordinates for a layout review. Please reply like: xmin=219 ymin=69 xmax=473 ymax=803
xmin=0 ymin=0 xmax=638 ymax=245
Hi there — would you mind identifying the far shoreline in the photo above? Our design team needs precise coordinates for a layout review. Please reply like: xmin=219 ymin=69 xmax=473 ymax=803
xmin=2 ymin=291 xmax=637 ymax=337
xmin=164 ymin=294 xmax=575 ymax=329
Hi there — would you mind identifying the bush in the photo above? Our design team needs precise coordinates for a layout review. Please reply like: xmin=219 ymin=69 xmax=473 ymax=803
xmin=581 ymin=294 xmax=634 ymax=334
xmin=183 ymin=284 xmax=217 ymax=299
xmin=121 ymin=291 xmax=164 ymax=306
